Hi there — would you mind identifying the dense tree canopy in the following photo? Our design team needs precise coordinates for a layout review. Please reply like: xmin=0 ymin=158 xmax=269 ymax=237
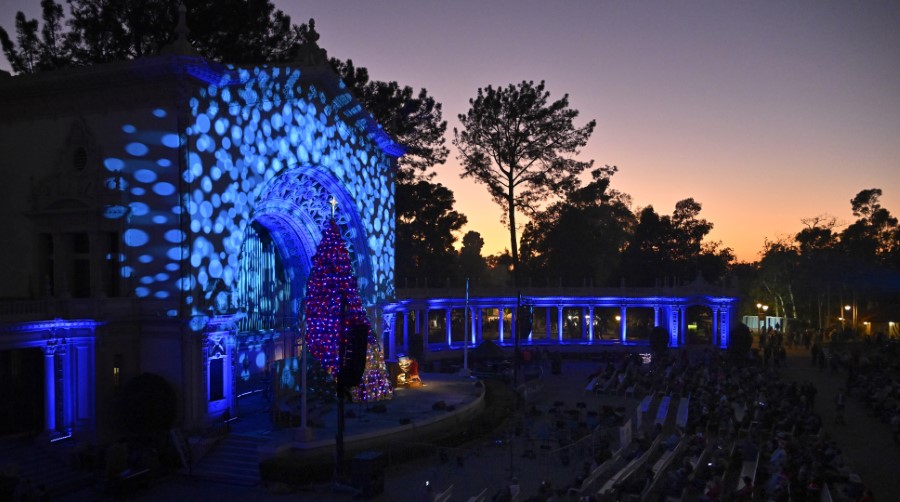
xmin=395 ymin=181 xmax=466 ymax=288
xmin=458 ymin=231 xmax=487 ymax=286
xmin=519 ymin=166 xmax=634 ymax=286
xmin=752 ymin=188 xmax=900 ymax=332
xmin=0 ymin=0 xmax=310 ymax=72
xmin=454 ymin=80 xmax=596 ymax=286
xmin=617 ymin=199 xmax=732 ymax=287
xmin=329 ymin=59 xmax=448 ymax=183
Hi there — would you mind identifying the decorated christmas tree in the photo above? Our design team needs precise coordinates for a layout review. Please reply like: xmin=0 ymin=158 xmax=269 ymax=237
xmin=351 ymin=334 xmax=393 ymax=402
xmin=304 ymin=219 xmax=392 ymax=402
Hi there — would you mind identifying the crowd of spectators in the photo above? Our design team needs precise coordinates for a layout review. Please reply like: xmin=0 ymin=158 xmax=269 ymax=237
xmin=536 ymin=328 xmax=878 ymax=502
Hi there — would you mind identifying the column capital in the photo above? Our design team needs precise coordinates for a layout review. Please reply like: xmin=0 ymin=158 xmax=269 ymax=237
xmin=43 ymin=341 xmax=65 ymax=356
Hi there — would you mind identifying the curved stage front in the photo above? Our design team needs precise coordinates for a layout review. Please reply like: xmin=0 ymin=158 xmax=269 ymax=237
xmin=247 ymin=373 xmax=485 ymax=461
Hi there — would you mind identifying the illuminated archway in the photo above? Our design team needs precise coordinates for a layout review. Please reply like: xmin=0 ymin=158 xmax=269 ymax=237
xmin=249 ymin=165 xmax=375 ymax=307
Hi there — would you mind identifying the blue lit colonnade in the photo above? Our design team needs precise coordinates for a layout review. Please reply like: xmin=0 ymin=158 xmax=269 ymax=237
xmin=380 ymin=292 xmax=738 ymax=358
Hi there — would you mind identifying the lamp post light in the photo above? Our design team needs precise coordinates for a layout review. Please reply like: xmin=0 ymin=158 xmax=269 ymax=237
xmin=844 ymin=305 xmax=851 ymax=330
xmin=756 ymin=303 xmax=763 ymax=334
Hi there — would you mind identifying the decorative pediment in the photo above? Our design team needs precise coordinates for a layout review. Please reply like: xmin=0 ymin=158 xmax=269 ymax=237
xmin=30 ymin=118 xmax=118 ymax=214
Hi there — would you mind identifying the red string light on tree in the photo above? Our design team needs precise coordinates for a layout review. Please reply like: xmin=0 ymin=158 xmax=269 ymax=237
xmin=304 ymin=218 xmax=392 ymax=402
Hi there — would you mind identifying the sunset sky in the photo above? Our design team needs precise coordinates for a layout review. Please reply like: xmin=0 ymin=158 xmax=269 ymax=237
xmin=3 ymin=1 xmax=898 ymax=263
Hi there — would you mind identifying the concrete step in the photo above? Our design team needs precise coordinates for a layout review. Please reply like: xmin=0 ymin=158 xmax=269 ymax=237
xmin=0 ymin=442 xmax=94 ymax=497
xmin=191 ymin=435 xmax=265 ymax=486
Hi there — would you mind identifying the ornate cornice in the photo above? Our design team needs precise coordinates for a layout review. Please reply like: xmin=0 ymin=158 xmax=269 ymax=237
xmin=0 ymin=318 xmax=103 ymax=333
xmin=0 ymin=57 xmax=197 ymax=122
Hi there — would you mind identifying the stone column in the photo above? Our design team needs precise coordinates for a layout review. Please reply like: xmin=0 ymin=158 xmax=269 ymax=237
xmin=386 ymin=313 xmax=397 ymax=360
xmin=43 ymin=346 xmax=57 ymax=432
xmin=61 ymin=345 xmax=72 ymax=432
xmin=711 ymin=308 xmax=719 ymax=346
xmin=719 ymin=307 xmax=730 ymax=348
xmin=475 ymin=308 xmax=482 ymax=344
xmin=511 ymin=307 xmax=517 ymax=345
xmin=578 ymin=307 xmax=587 ymax=341
xmin=654 ymin=306 xmax=660 ymax=327
xmin=402 ymin=311 xmax=410 ymax=355
xmin=588 ymin=306 xmax=595 ymax=341
xmin=423 ymin=309 xmax=430 ymax=354
xmin=445 ymin=308 xmax=452 ymax=347
xmin=557 ymin=306 xmax=564 ymax=342
xmin=620 ymin=306 xmax=628 ymax=343
xmin=498 ymin=307 xmax=505 ymax=343
xmin=546 ymin=307 xmax=552 ymax=340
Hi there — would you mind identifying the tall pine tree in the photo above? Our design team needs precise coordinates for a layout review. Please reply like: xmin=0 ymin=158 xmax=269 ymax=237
xmin=304 ymin=219 xmax=391 ymax=402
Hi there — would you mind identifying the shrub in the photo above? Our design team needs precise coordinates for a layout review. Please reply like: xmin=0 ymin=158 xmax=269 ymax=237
xmin=649 ymin=326 xmax=669 ymax=354
xmin=728 ymin=324 xmax=753 ymax=359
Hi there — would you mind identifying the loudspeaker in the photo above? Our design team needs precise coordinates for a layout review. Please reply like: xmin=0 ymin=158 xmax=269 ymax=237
xmin=517 ymin=306 xmax=533 ymax=338
xmin=353 ymin=451 xmax=385 ymax=499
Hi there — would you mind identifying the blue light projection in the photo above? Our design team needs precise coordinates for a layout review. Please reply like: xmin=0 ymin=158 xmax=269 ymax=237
xmin=100 ymin=63 xmax=400 ymax=321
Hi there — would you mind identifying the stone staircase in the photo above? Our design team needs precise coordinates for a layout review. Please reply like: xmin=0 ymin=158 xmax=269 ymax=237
xmin=0 ymin=438 xmax=94 ymax=497
xmin=190 ymin=434 xmax=266 ymax=486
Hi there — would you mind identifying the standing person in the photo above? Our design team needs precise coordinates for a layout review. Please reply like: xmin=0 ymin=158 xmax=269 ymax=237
xmin=735 ymin=476 xmax=753 ymax=500
xmin=421 ymin=480 xmax=435 ymax=502
xmin=835 ymin=390 xmax=847 ymax=425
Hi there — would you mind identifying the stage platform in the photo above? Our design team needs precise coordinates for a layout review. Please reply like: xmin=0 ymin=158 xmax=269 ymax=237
xmin=227 ymin=372 xmax=486 ymax=460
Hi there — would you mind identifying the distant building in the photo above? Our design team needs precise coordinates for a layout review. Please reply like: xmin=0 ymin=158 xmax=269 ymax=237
xmin=0 ymin=29 xmax=402 ymax=443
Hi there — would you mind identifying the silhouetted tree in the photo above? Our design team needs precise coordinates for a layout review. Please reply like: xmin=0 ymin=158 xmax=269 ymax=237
xmin=618 ymin=198 xmax=730 ymax=286
xmin=758 ymin=238 xmax=801 ymax=328
xmin=331 ymin=59 xmax=448 ymax=183
xmin=329 ymin=60 xmax=458 ymax=285
xmin=458 ymin=231 xmax=487 ymax=286
xmin=841 ymin=188 xmax=898 ymax=265
xmin=484 ymin=251 xmax=514 ymax=288
xmin=520 ymin=166 xmax=634 ymax=286
xmin=649 ymin=326 xmax=669 ymax=355
xmin=395 ymin=181 xmax=466 ymax=288
xmin=619 ymin=206 xmax=668 ymax=286
xmin=1 ymin=0 xmax=309 ymax=72
xmin=454 ymin=80 xmax=596 ymax=286
xmin=727 ymin=324 xmax=753 ymax=360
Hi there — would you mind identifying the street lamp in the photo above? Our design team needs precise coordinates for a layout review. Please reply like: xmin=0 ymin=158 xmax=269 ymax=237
xmin=756 ymin=303 xmax=763 ymax=334
xmin=757 ymin=303 xmax=769 ymax=333
xmin=844 ymin=305 xmax=851 ymax=330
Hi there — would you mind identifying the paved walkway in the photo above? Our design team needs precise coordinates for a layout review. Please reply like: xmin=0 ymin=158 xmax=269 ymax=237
xmin=779 ymin=345 xmax=900 ymax=498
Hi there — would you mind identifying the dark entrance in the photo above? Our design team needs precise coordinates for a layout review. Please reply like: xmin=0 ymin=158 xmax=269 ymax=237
xmin=0 ymin=348 xmax=44 ymax=436
xmin=686 ymin=305 xmax=714 ymax=345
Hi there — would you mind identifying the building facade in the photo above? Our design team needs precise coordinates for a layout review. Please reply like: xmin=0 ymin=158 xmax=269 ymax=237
xmin=0 ymin=37 xmax=401 ymax=443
